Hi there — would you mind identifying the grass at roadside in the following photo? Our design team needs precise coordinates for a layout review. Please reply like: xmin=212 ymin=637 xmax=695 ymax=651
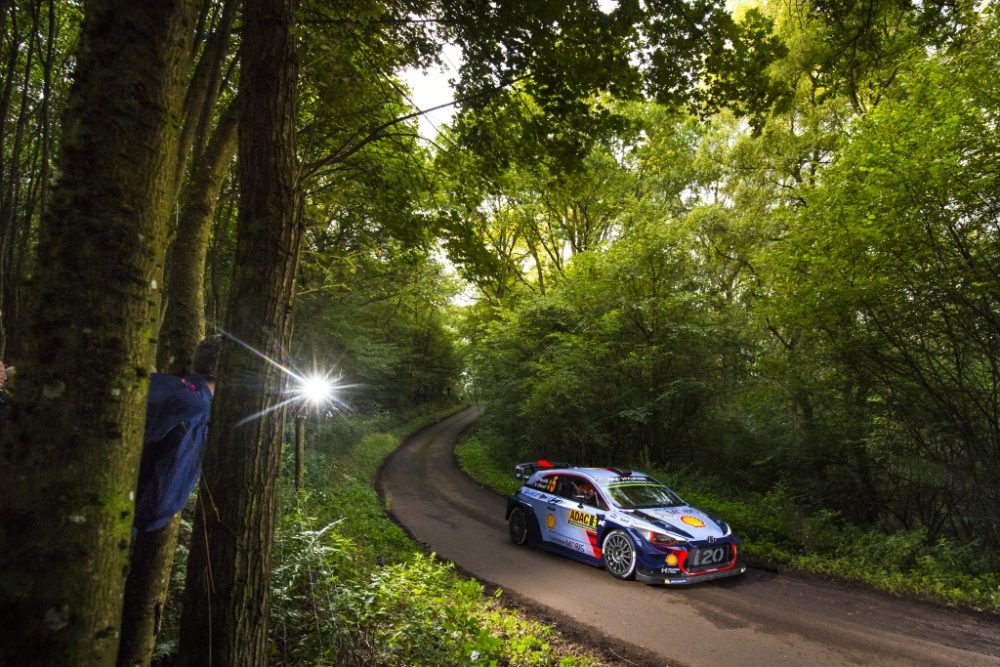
xmin=452 ymin=427 xmax=521 ymax=497
xmin=269 ymin=404 xmax=608 ymax=667
xmin=455 ymin=428 xmax=1000 ymax=614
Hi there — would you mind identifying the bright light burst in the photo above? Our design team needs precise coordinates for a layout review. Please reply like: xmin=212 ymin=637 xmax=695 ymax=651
xmin=298 ymin=373 xmax=335 ymax=406
xmin=214 ymin=329 xmax=354 ymax=426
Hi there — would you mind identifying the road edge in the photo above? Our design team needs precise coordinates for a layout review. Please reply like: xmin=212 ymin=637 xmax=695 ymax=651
xmin=374 ymin=407 xmax=684 ymax=667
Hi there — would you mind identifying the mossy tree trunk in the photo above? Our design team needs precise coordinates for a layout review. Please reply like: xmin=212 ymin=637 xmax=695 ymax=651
xmin=178 ymin=0 xmax=301 ymax=663
xmin=169 ymin=0 xmax=238 ymax=207
xmin=295 ymin=415 xmax=306 ymax=492
xmin=117 ymin=516 xmax=181 ymax=667
xmin=157 ymin=0 xmax=239 ymax=375
xmin=0 ymin=1 xmax=197 ymax=665
xmin=159 ymin=98 xmax=239 ymax=376
xmin=119 ymin=97 xmax=238 ymax=667
xmin=120 ymin=7 xmax=240 ymax=661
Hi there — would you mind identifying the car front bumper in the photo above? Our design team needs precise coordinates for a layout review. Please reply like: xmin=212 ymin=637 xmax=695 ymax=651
xmin=636 ymin=557 xmax=747 ymax=585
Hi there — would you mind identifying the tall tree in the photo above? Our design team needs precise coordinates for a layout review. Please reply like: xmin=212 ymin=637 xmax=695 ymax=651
xmin=158 ymin=98 xmax=239 ymax=378
xmin=120 ymin=4 xmax=241 ymax=661
xmin=118 ymin=111 xmax=239 ymax=667
xmin=0 ymin=0 xmax=75 ymax=358
xmin=158 ymin=0 xmax=240 ymax=375
xmin=178 ymin=0 xmax=301 ymax=662
xmin=762 ymin=11 xmax=1000 ymax=542
xmin=0 ymin=0 xmax=197 ymax=664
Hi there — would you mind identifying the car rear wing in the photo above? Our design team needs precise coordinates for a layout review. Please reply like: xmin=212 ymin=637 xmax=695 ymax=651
xmin=514 ymin=460 xmax=572 ymax=480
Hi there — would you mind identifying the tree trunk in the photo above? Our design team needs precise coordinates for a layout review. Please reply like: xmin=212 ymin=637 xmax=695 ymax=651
xmin=170 ymin=0 xmax=238 ymax=206
xmin=123 ymin=11 xmax=240 ymax=656
xmin=118 ymin=100 xmax=238 ymax=667
xmin=117 ymin=516 xmax=181 ymax=667
xmin=178 ymin=0 xmax=300 ymax=663
xmin=159 ymin=98 xmax=239 ymax=375
xmin=0 ymin=1 xmax=30 ymax=358
xmin=295 ymin=415 xmax=306 ymax=492
xmin=120 ymin=2 xmax=242 ymax=651
xmin=0 ymin=1 xmax=197 ymax=665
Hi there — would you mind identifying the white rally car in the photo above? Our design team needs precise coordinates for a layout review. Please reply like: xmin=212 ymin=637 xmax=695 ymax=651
xmin=506 ymin=461 xmax=746 ymax=584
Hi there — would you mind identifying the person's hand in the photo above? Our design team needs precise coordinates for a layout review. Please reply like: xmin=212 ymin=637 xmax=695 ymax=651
xmin=0 ymin=361 xmax=7 ymax=389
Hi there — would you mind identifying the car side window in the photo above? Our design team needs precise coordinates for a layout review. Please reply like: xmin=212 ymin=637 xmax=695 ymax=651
xmin=556 ymin=476 xmax=607 ymax=511
xmin=553 ymin=477 xmax=576 ymax=499
xmin=528 ymin=474 xmax=556 ymax=493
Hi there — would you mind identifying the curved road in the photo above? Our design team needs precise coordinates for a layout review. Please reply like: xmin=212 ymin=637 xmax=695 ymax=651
xmin=378 ymin=408 xmax=1000 ymax=667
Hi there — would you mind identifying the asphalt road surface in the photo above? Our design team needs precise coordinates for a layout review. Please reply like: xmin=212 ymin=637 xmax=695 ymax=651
xmin=377 ymin=407 xmax=1000 ymax=667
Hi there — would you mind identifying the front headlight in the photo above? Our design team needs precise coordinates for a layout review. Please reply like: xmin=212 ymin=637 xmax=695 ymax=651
xmin=647 ymin=531 xmax=687 ymax=546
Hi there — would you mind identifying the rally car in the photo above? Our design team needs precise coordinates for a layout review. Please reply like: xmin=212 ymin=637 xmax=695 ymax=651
xmin=506 ymin=461 xmax=746 ymax=585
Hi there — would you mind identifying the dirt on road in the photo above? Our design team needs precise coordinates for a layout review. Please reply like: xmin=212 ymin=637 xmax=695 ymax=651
xmin=377 ymin=407 xmax=1000 ymax=667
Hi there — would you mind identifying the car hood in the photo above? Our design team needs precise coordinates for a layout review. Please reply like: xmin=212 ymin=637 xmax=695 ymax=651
xmin=628 ymin=506 xmax=729 ymax=540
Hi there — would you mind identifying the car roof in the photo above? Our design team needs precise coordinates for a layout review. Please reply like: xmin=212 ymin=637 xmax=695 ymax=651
xmin=531 ymin=466 xmax=657 ymax=489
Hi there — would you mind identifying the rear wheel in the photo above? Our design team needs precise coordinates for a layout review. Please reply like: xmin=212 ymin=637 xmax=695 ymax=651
xmin=508 ymin=506 xmax=530 ymax=545
xmin=602 ymin=530 xmax=637 ymax=580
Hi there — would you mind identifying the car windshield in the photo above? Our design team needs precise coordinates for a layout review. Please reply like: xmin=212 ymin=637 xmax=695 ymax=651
xmin=606 ymin=482 xmax=683 ymax=509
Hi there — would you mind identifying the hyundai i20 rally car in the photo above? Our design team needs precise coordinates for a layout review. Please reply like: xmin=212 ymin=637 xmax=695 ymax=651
xmin=506 ymin=461 xmax=746 ymax=585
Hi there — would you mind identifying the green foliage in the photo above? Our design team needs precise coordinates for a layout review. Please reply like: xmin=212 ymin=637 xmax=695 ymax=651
xmin=470 ymin=217 xmax=744 ymax=468
xmin=268 ymin=406 xmax=605 ymax=666
xmin=760 ymin=8 xmax=1000 ymax=543
xmin=271 ymin=510 xmax=486 ymax=667
xmin=441 ymin=0 xmax=786 ymax=148
xmin=0 ymin=1 xmax=82 ymax=355
xmin=457 ymin=5 xmax=1000 ymax=583
xmin=455 ymin=432 xmax=522 ymax=496
xmin=295 ymin=247 xmax=464 ymax=411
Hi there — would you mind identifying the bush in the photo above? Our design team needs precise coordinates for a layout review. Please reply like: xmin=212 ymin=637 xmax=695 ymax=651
xmin=268 ymin=406 xmax=606 ymax=666
xmin=455 ymin=432 xmax=522 ymax=496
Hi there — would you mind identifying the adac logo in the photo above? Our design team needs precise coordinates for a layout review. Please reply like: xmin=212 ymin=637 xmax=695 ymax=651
xmin=546 ymin=513 xmax=556 ymax=530
xmin=568 ymin=509 xmax=597 ymax=529
xmin=680 ymin=515 xmax=706 ymax=528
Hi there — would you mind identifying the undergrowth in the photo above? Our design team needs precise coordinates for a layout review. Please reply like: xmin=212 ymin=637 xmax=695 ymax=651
xmin=268 ymin=404 xmax=604 ymax=666
xmin=455 ymin=430 xmax=1000 ymax=614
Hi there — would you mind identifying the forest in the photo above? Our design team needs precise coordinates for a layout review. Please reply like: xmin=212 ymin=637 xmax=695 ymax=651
xmin=0 ymin=0 xmax=998 ymax=665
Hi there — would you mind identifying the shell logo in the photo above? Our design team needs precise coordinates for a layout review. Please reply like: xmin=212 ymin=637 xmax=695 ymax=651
xmin=546 ymin=514 xmax=556 ymax=530
xmin=680 ymin=515 xmax=705 ymax=528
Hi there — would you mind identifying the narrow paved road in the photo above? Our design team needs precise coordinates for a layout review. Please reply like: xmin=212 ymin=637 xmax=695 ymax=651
xmin=377 ymin=408 xmax=1000 ymax=667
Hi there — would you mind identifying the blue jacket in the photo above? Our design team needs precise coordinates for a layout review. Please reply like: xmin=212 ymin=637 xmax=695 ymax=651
xmin=134 ymin=373 xmax=213 ymax=532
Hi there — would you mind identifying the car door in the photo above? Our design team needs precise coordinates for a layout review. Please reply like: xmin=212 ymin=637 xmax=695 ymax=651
xmin=525 ymin=473 xmax=566 ymax=547
xmin=550 ymin=475 xmax=607 ymax=560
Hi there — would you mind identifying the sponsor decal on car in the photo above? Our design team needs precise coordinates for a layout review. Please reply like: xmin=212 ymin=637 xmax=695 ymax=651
xmin=546 ymin=513 xmax=556 ymax=530
xmin=585 ymin=529 xmax=602 ymax=559
xmin=552 ymin=535 xmax=587 ymax=553
xmin=568 ymin=508 xmax=598 ymax=529
xmin=680 ymin=515 xmax=706 ymax=528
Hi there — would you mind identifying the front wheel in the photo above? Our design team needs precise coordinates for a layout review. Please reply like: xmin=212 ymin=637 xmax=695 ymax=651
xmin=508 ymin=506 xmax=530 ymax=545
xmin=602 ymin=529 xmax=637 ymax=580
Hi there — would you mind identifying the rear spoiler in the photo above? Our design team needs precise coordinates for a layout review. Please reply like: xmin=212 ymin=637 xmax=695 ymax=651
xmin=514 ymin=459 xmax=572 ymax=480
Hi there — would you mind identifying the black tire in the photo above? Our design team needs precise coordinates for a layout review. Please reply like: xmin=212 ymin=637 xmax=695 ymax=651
xmin=602 ymin=529 xmax=637 ymax=580
xmin=508 ymin=506 xmax=531 ymax=545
